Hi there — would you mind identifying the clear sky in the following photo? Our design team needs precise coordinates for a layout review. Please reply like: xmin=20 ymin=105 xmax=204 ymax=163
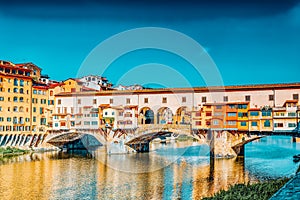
xmin=0 ymin=0 xmax=300 ymax=88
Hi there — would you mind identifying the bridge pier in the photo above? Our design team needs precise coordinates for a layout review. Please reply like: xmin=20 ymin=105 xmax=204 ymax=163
xmin=208 ymin=130 xmax=262 ymax=158
xmin=208 ymin=130 xmax=237 ymax=158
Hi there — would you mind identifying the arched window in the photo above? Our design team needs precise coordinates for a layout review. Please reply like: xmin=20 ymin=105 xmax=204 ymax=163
xmin=13 ymin=97 xmax=18 ymax=102
xmin=20 ymin=88 xmax=24 ymax=94
xmin=13 ymin=88 xmax=18 ymax=93
xmin=14 ymin=78 xmax=18 ymax=86
xmin=20 ymin=79 xmax=24 ymax=87
xmin=19 ymin=106 xmax=24 ymax=112
xmin=19 ymin=97 xmax=24 ymax=102
xmin=50 ymin=91 xmax=53 ymax=96
xmin=13 ymin=106 xmax=18 ymax=112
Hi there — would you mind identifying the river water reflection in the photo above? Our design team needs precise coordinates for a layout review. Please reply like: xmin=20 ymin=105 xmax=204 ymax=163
xmin=0 ymin=136 xmax=300 ymax=199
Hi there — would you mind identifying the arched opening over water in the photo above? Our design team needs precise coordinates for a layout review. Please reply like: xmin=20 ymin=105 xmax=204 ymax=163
xmin=139 ymin=107 xmax=154 ymax=124
xmin=175 ymin=106 xmax=191 ymax=125
xmin=157 ymin=107 xmax=173 ymax=124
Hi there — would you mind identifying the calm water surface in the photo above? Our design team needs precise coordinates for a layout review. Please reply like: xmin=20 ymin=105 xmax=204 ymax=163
xmin=0 ymin=136 xmax=300 ymax=200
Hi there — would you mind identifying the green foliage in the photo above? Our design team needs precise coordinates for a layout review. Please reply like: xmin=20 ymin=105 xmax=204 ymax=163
xmin=0 ymin=147 xmax=28 ymax=155
xmin=202 ymin=178 xmax=290 ymax=200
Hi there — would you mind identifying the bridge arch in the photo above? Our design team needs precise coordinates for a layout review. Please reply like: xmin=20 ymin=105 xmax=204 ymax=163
xmin=175 ymin=106 xmax=192 ymax=125
xmin=157 ymin=107 xmax=173 ymax=124
xmin=139 ymin=107 xmax=154 ymax=125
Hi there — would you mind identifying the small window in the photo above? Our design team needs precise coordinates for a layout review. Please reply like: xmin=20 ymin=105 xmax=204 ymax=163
xmin=216 ymin=105 xmax=222 ymax=109
xmin=269 ymin=95 xmax=274 ymax=101
xmin=93 ymin=99 xmax=97 ymax=104
xmin=251 ymin=121 xmax=258 ymax=126
xmin=77 ymin=99 xmax=81 ymax=104
xmin=245 ymin=95 xmax=251 ymax=102
xmin=202 ymin=96 xmax=207 ymax=103
xmin=240 ymin=122 xmax=247 ymax=126
xmin=213 ymin=120 xmax=219 ymax=125
xmin=58 ymin=99 xmax=61 ymax=105
xmin=264 ymin=120 xmax=271 ymax=127
xmin=162 ymin=97 xmax=167 ymax=103
xmin=110 ymin=98 xmax=113 ymax=104
xmin=144 ymin=98 xmax=148 ymax=103
xmin=126 ymin=98 xmax=130 ymax=104
xmin=293 ymin=94 xmax=299 ymax=100
xmin=182 ymin=97 xmax=186 ymax=103
xmin=223 ymin=96 xmax=228 ymax=102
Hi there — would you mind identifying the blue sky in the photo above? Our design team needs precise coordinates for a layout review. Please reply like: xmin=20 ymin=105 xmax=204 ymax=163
xmin=0 ymin=0 xmax=300 ymax=88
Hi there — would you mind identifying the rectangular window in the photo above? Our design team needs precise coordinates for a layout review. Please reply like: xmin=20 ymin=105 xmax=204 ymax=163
xmin=251 ymin=121 xmax=258 ymax=126
xmin=77 ymin=99 xmax=81 ymax=104
xmin=264 ymin=120 xmax=271 ymax=127
xmin=84 ymin=121 xmax=90 ymax=125
xmin=223 ymin=96 xmax=228 ymax=102
xmin=162 ymin=97 xmax=167 ymax=103
xmin=245 ymin=95 xmax=251 ymax=102
xmin=274 ymin=123 xmax=284 ymax=128
xmin=91 ymin=121 xmax=98 ymax=125
xmin=33 ymin=117 xmax=36 ymax=122
xmin=182 ymin=97 xmax=186 ymax=103
xmin=206 ymin=112 xmax=212 ymax=117
xmin=195 ymin=121 xmax=201 ymax=126
xmin=33 ymin=107 xmax=36 ymax=112
xmin=269 ymin=95 xmax=274 ymax=101
xmin=227 ymin=112 xmax=237 ymax=117
xmin=293 ymin=94 xmax=299 ymax=100
xmin=110 ymin=98 xmax=113 ymax=104
xmin=240 ymin=122 xmax=247 ymax=126
xmin=262 ymin=111 xmax=272 ymax=116
xmin=58 ymin=99 xmax=61 ymax=105
xmin=216 ymin=105 xmax=222 ymax=110
xmin=93 ymin=99 xmax=97 ymax=104
xmin=202 ymin=96 xmax=207 ymax=103
xmin=250 ymin=111 xmax=259 ymax=116
xmin=213 ymin=120 xmax=219 ymax=125
xmin=126 ymin=98 xmax=130 ymax=104
xmin=40 ymin=107 xmax=44 ymax=114
xmin=238 ymin=112 xmax=248 ymax=117
xmin=237 ymin=104 xmax=247 ymax=109
xmin=288 ymin=112 xmax=296 ymax=117
xmin=214 ymin=112 xmax=223 ymax=116
xmin=288 ymin=123 xmax=296 ymax=127
xmin=227 ymin=121 xmax=236 ymax=125
xmin=144 ymin=98 xmax=148 ymax=103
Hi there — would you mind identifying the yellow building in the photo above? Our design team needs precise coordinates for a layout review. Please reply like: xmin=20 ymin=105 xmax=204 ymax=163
xmin=248 ymin=108 xmax=261 ymax=132
xmin=260 ymin=106 xmax=273 ymax=132
xmin=61 ymin=78 xmax=84 ymax=93
xmin=31 ymin=85 xmax=49 ymax=133
xmin=237 ymin=102 xmax=249 ymax=131
xmin=0 ymin=61 xmax=34 ymax=145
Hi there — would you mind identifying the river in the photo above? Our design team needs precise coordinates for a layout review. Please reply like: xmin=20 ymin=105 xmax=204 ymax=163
xmin=0 ymin=136 xmax=299 ymax=199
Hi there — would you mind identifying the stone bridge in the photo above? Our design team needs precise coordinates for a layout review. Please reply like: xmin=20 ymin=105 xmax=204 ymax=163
xmin=44 ymin=125 xmax=263 ymax=158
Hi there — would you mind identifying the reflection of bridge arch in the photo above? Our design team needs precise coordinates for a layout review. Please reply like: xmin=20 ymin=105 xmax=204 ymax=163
xmin=157 ymin=107 xmax=173 ymax=124
xmin=139 ymin=107 xmax=154 ymax=124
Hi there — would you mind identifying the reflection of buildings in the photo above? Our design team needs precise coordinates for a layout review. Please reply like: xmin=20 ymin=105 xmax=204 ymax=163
xmin=192 ymin=158 xmax=249 ymax=199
